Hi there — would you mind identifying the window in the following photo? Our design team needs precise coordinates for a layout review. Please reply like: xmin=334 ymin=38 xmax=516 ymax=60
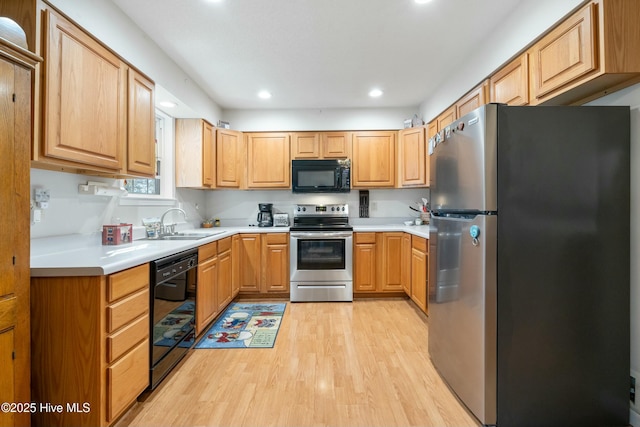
xmin=122 ymin=109 xmax=175 ymax=203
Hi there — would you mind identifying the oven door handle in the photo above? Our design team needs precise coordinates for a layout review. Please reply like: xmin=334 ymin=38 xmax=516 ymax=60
xmin=290 ymin=232 xmax=353 ymax=239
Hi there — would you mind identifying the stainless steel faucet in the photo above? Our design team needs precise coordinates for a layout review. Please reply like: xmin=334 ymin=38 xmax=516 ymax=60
xmin=160 ymin=208 xmax=187 ymax=235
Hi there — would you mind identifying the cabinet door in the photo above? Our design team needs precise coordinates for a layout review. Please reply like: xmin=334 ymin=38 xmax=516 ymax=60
xmin=261 ymin=233 xmax=289 ymax=292
xmin=196 ymin=256 xmax=218 ymax=334
xmin=202 ymin=121 xmax=215 ymax=187
xmin=238 ymin=234 xmax=262 ymax=293
xmin=436 ymin=106 xmax=456 ymax=131
xmin=411 ymin=237 xmax=428 ymax=314
xmin=246 ymin=132 xmax=291 ymax=188
xmin=398 ymin=127 xmax=427 ymax=187
xmin=217 ymin=248 xmax=232 ymax=311
xmin=231 ymin=235 xmax=240 ymax=298
xmin=427 ymin=121 xmax=437 ymax=140
xmin=354 ymin=233 xmax=377 ymax=292
xmin=0 ymin=325 xmax=15 ymax=427
xmin=42 ymin=8 xmax=126 ymax=170
xmin=530 ymin=3 xmax=596 ymax=101
xmin=217 ymin=129 xmax=243 ymax=188
xmin=321 ymin=132 xmax=350 ymax=158
xmin=126 ymin=68 xmax=155 ymax=177
xmin=352 ymin=131 xmax=396 ymax=187
xmin=401 ymin=233 xmax=412 ymax=296
xmin=291 ymin=132 xmax=320 ymax=159
xmin=176 ymin=119 xmax=215 ymax=188
xmin=456 ymin=80 xmax=489 ymax=118
xmin=380 ymin=233 xmax=404 ymax=292
xmin=490 ymin=54 xmax=529 ymax=106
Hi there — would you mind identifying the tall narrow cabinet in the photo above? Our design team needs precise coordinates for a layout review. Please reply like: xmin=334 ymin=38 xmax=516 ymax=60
xmin=0 ymin=18 xmax=40 ymax=427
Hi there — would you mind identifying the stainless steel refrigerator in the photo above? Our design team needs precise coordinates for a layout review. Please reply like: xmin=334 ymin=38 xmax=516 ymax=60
xmin=428 ymin=103 xmax=630 ymax=427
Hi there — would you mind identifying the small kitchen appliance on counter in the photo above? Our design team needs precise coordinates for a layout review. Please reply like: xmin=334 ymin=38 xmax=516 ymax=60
xmin=273 ymin=212 xmax=289 ymax=227
xmin=290 ymin=203 xmax=353 ymax=302
xmin=257 ymin=203 xmax=273 ymax=227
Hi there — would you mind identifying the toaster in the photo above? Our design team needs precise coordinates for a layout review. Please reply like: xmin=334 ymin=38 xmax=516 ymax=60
xmin=273 ymin=213 xmax=289 ymax=227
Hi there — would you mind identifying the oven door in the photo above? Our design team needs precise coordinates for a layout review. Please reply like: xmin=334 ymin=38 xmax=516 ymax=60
xmin=290 ymin=231 xmax=353 ymax=282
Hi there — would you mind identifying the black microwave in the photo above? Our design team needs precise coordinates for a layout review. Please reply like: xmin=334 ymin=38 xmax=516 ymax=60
xmin=292 ymin=159 xmax=350 ymax=193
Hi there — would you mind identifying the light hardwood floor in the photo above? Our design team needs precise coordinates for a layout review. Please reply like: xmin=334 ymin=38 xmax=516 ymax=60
xmin=116 ymin=299 xmax=480 ymax=427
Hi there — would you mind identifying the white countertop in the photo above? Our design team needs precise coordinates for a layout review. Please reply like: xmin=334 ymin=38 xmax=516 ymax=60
xmin=30 ymin=224 xmax=432 ymax=277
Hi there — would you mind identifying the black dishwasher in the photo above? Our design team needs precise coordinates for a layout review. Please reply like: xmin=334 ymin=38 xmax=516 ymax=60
xmin=149 ymin=248 xmax=198 ymax=390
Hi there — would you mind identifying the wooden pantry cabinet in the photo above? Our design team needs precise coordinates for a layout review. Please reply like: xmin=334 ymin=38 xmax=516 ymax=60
xmin=0 ymin=19 xmax=39 ymax=427
xmin=35 ymin=5 xmax=156 ymax=177
xmin=351 ymin=131 xmax=396 ymax=188
xmin=31 ymin=264 xmax=150 ymax=427
xmin=291 ymin=132 xmax=351 ymax=159
xmin=175 ymin=119 xmax=216 ymax=188
xmin=246 ymin=132 xmax=291 ymax=188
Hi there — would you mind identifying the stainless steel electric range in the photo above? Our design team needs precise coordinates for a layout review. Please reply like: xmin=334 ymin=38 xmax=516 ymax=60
xmin=289 ymin=204 xmax=353 ymax=302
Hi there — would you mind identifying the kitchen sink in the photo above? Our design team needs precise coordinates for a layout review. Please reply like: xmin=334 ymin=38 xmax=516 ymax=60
xmin=143 ymin=231 xmax=225 ymax=241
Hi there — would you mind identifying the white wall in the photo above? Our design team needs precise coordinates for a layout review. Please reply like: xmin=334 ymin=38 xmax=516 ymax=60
xmin=204 ymin=188 xmax=429 ymax=226
xmin=586 ymin=82 xmax=640 ymax=426
xmin=419 ymin=0 xmax=583 ymax=122
xmin=223 ymin=107 xmax=418 ymax=131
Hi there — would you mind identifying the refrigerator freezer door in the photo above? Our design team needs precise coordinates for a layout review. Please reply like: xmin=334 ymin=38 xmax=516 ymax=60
xmin=428 ymin=213 xmax=497 ymax=425
xmin=429 ymin=104 xmax=497 ymax=213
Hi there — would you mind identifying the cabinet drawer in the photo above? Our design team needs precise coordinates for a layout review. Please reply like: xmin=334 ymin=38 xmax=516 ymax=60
xmin=106 ymin=288 xmax=149 ymax=333
xmin=107 ymin=264 xmax=149 ymax=303
xmin=106 ymin=339 xmax=149 ymax=422
xmin=355 ymin=233 xmax=376 ymax=244
xmin=199 ymin=241 xmax=217 ymax=260
xmin=412 ymin=236 xmax=427 ymax=253
xmin=217 ymin=236 xmax=232 ymax=253
xmin=264 ymin=233 xmax=288 ymax=244
xmin=106 ymin=313 xmax=149 ymax=363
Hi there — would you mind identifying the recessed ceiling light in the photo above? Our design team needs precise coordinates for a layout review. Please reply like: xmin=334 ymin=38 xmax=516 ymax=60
xmin=257 ymin=90 xmax=272 ymax=99
xmin=159 ymin=101 xmax=177 ymax=108
xmin=414 ymin=0 xmax=433 ymax=4
xmin=368 ymin=88 xmax=383 ymax=98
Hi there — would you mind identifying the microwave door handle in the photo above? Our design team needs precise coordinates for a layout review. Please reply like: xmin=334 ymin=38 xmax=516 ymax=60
xmin=336 ymin=170 xmax=342 ymax=188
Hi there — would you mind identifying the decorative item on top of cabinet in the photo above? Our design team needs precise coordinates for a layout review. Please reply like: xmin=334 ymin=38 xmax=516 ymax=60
xmin=490 ymin=53 xmax=529 ymax=106
xmin=246 ymin=132 xmax=291 ymax=188
xmin=176 ymin=119 xmax=216 ymax=188
xmin=217 ymin=128 xmax=244 ymax=188
xmin=397 ymin=126 xmax=427 ymax=188
xmin=0 ymin=17 xmax=40 ymax=427
xmin=529 ymin=0 xmax=640 ymax=106
xmin=456 ymin=80 xmax=490 ymax=118
xmin=351 ymin=131 xmax=396 ymax=188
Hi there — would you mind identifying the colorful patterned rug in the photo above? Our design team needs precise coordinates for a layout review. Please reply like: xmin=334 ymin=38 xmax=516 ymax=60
xmin=195 ymin=302 xmax=286 ymax=349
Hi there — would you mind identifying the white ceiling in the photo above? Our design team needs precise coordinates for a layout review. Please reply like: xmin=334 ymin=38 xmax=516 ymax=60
xmin=110 ymin=0 xmax=529 ymax=110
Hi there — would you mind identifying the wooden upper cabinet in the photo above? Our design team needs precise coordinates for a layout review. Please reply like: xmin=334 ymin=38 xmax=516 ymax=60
xmin=490 ymin=54 xmax=529 ymax=105
xmin=216 ymin=128 xmax=244 ymax=188
xmin=352 ymin=131 xmax=396 ymax=188
xmin=456 ymin=80 xmax=489 ymax=118
xmin=175 ymin=119 xmax=216 ymax=188
xmin=246 ymin=132 xmax=290 ymax=188
xmin=530 ymin=3 xmax=597 ymax=102
xmin=42 ymin=7 xmax=126 ymax=171
xmin=397 ymin=127 xmax=427 ymax=188
xmin=126 ymin=68 xmax=156 ymax=177
xmin=291 ymin=132 xmax=320 ymax=158
xmin=436 ymin=106 xmax=456 ymax=131
xmin=321 ymin=132 xmax=350 ymax=158
xmin=291 ymin=132 xmax=350 ymax=159
xmin=427 ymin=121 xmax=437 ymax=139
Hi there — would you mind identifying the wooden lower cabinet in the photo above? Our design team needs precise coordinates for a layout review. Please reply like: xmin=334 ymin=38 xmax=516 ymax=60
xmin=401 ymin=233 xmax=412 ymax=295
xmin=235 ymin=233 xmax=290 ymax=295
xmin=31 ymin=263 xmax=150 ymax=427
xmin=410 ymin=236 xmax=429 ymax=314
xmin=231 ymin=235 xmax=241 ymax=298
xmin=354 ymin=233 xmax=377 ymax=292
xmin=379 ymin=233 xmax=404 ymax=292
xmin=197 ymin=241 xmax=218 ymax=334
xmin=217 ymin=237 xmax=233 ymax=311
xmin=354 ymin=232 xmax=413 ymax=295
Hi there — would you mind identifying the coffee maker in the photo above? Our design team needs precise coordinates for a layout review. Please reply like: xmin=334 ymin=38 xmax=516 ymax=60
xmin=257 ymin=203 xmax=273 ymax=227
